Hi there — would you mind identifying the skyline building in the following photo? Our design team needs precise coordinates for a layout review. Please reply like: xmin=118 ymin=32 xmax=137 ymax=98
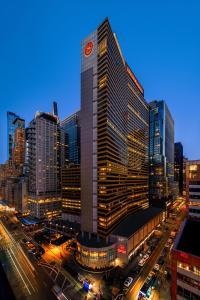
xmin=61 ymin=111 xmax=80 ymax=165
xmin=7 ymin=112 xmax=25 ymax=162
xmin=186 ymin=160 xmax=200 ymax=219
xmin=183 ymin=156 xmax=188 ymax=196
xmin=149 ymin=100 xmax=175 ymax=207
xmin=73 ymin=18 xmax=166 ymax=270
xmin=80 ymin=18 xmax=149 ymax=239
xmin=27 ymin=112 xmax=67 ymax=219
xmin=171 ymin=218 xmax=200 ymax=300
xmin=12 ymin=117 xmax=25 ymax=169
xmin=174 ymin=142 xmax=183 ymax=196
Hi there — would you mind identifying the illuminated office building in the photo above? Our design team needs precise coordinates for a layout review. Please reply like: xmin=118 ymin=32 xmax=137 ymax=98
xmin=61 ymin=165 xmax=81 ymax=223
xmin=81 ymin=18 xmax=149 ymax=238
xmin=186 ymin=160 xmax=200 ymax=219
xmin=13 ymin=118 xmax=25 ymax=168
xmin=7 ymin=112 xmax=25 ymax=162
xmin=27 ymin=112 xmax=67 ymax=219
xmin=174 ymin=142 xmax=183 ymax=196
xmin=149 ymin=100 xmax=174 ymax=207
xmin=76 ymin=18 xmax=158 ymax=269
xmin=61 ymin=112 xmax=81 ymax=222
xmin=183 ymin=156 xmax=188 ymax=196
xmin=171 ymin=219 xmax=200 ymax=300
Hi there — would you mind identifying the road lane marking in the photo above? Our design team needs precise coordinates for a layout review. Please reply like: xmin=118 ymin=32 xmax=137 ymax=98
xmin=7 ymin=249 xmax=32 ymax=295
xmin=10 ymin=248 xmax=36 ymax=293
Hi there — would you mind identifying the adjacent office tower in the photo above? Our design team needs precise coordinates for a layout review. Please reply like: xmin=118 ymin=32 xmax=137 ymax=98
xmin=186 ymin=160 xmax=200 ymax=219
xmin=7 ymin=112 xmax=25 ymax=161
xmin=61 ymin=112 xmax=81 ymax=222
xmin=149 ymin=100 xmax=174 ymax=207
xmin=80 ymin=18 xmax=149 ymax=238
xmin=174 ymin=142 xmax=183 ymax=196
xmin=27 ymin=112 xmax=67 ymax=219
xmin=61 ymin=112 xmax=80 ymax=165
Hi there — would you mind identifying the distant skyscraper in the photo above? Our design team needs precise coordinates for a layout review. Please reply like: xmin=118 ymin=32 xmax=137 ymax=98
xmin=174 ymin=142 xmax=183 ymax=195
xmin=7 ymin=112 xmax=20 ymax=161
xmin=27 ymin=112 xmax=67 ymax=219
xmin=12 ymin=118 xmax=25 ymax=169
xmin=61 ymin=111 xmax=80 ymax=165
xmin=52 ymin=101 xmax=58 ymax=116
xmin=149 ymin=100 xmax=175 ymax=207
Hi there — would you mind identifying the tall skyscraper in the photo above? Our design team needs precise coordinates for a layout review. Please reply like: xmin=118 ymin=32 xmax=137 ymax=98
xmin=61 ymin=111 xmax=80 ymax=165
xmin=149 ymin=100 xmax=175 ymax=207
xmin=12 ymin=117 xmax=25 ymax=168
xmin=174 ymin=142 xmax=183 ymax=196
xmin=27 ymin=112 xmax=67 ymax=219
xmin=7 ymin=112 xmax=20 ymax=161
xmin=75 ymin=19 xmax=166 ymax=270
xmin=186 ymin=160 xmax=200 ymax=219
xmin=80 ymin=18 xmax=149 ymax=238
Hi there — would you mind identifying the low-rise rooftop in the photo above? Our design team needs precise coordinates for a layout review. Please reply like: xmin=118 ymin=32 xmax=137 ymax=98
xmin=176 ymin=219 xmax=200 ymax=257
xmin=112 ymin=206 xmax=163 ymax=238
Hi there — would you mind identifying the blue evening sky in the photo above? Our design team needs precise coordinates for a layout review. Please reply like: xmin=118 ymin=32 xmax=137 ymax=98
xmin=0 ymin=0 xmax=199 ymax=163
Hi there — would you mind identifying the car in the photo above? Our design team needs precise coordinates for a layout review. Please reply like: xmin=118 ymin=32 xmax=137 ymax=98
xmin=143 ymin=254 xmax=149 ymax=261
xmin=124 ymin=277 xmax=133 ymax=287
xmin=153 ymin=264 xmax=160 ymax=271
xmin=138 ymin=259 xmax=145 ymax=267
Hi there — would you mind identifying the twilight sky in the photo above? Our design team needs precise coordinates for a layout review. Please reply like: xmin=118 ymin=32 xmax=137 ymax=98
xmin=0 ymin=0 xmax=200 ymax=163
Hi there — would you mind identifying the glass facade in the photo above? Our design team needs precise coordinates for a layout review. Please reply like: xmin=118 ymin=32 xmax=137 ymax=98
xmin=7 ymin=111 xmax=21 ymax=161
xmin=61 ymin=112 xmax=80 ymax=165
xmin=149 ymin=101 xmax=174 ymax=206
xmin=174 ymin=142 xmax=183 ymax=195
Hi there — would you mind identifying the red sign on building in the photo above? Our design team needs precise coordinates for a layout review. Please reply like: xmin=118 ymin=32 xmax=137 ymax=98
xmin=117 ymin=244 xmax=126 ymax=254
xmin=84 ymin=41 xmax=94 ymax=57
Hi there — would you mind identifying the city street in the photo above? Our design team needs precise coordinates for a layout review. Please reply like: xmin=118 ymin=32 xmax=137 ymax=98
xmin=0 ymin=219 xmax=57 ymax=300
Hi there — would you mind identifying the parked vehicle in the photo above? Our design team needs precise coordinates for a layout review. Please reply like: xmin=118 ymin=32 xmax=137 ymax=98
xmin=124 ymin=277 xmax=133 ymax=287
xmin=153 ymin=263 xmax=160 ymax=271
xmin=138 ymin=259 xmax=145 ymax=267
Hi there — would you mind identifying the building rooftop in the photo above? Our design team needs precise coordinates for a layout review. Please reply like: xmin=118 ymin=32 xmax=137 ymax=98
xmin=77 ymin=232 xmax=115 ymax=248
xmin=112 ymin=206 xmax=163 ymax=238
xmin=176 ymin=219 xmax=200 ymax=257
